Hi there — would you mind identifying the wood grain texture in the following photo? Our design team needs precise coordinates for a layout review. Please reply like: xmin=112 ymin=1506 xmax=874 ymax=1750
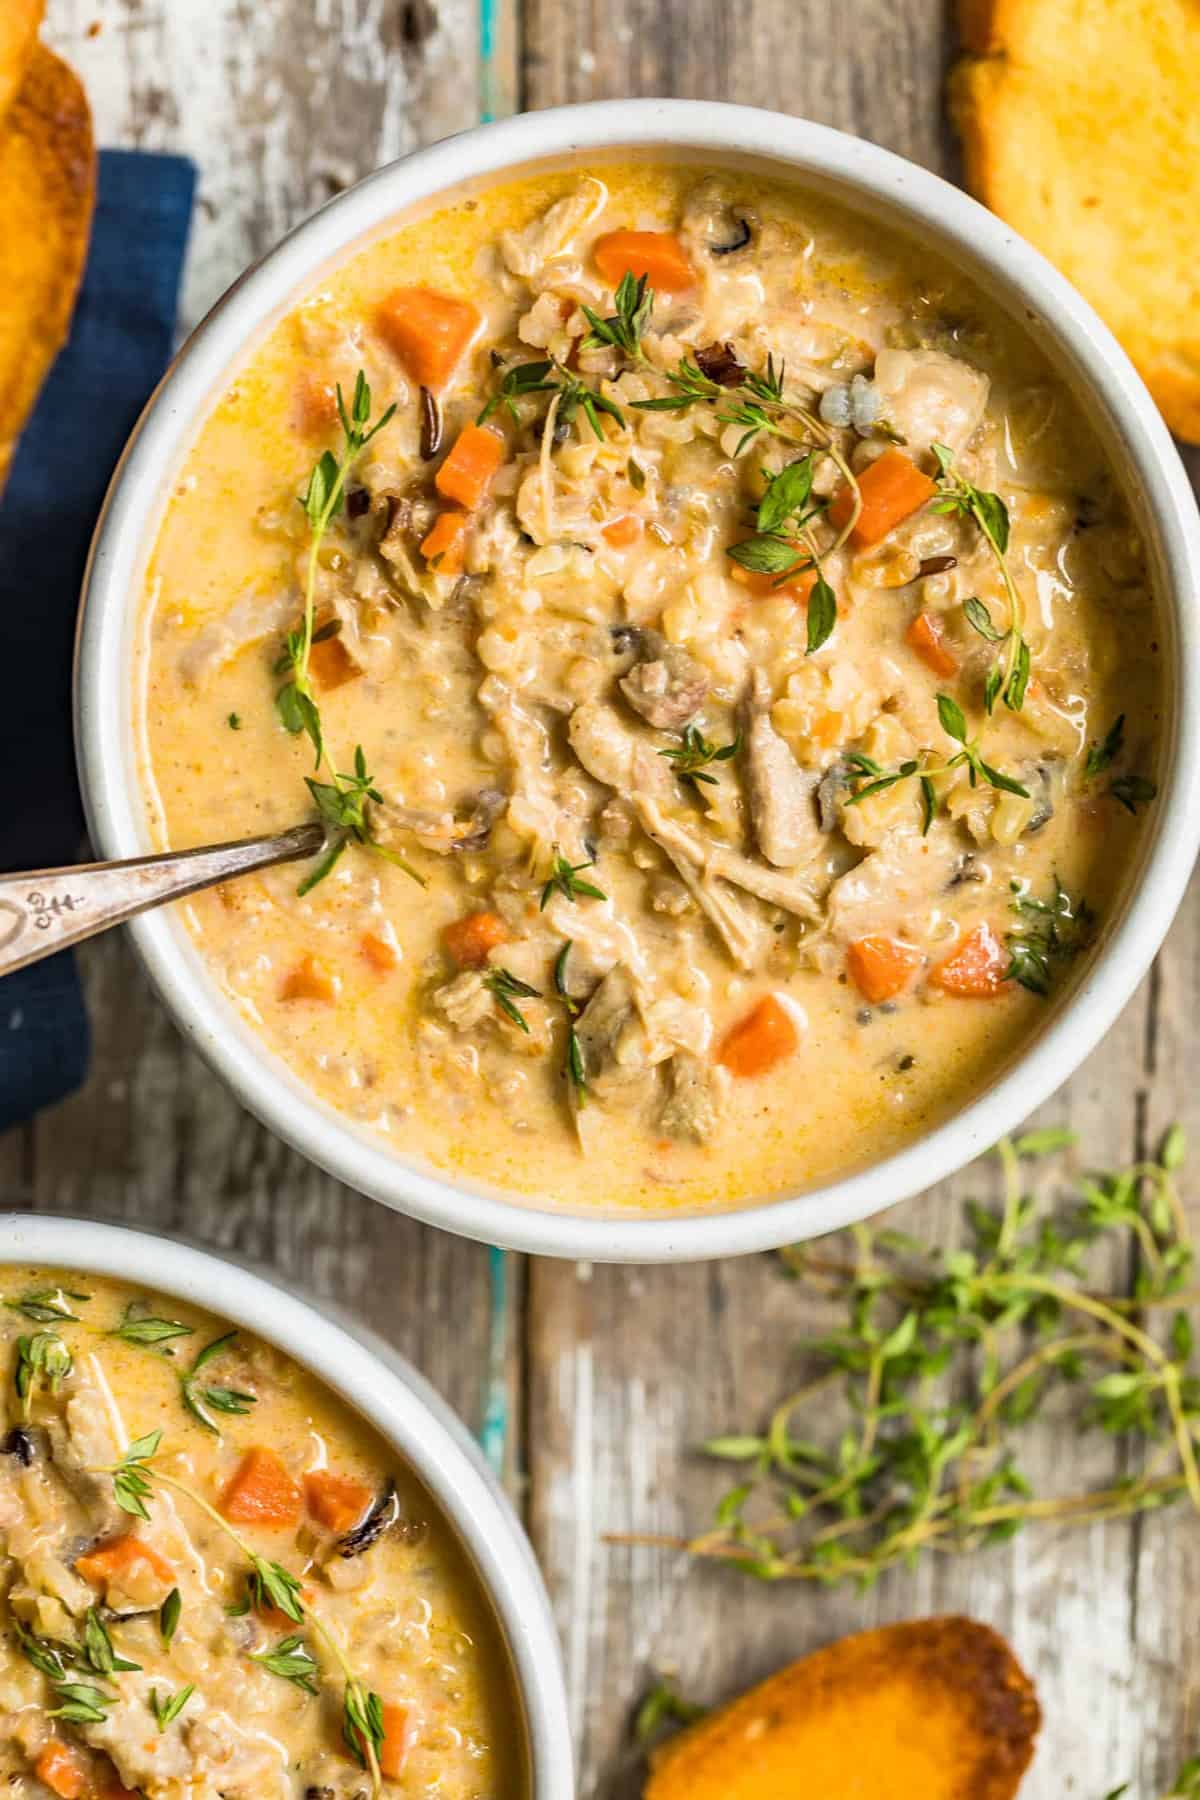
xmin=8 ymin=3 xmax=1199 ymax=1796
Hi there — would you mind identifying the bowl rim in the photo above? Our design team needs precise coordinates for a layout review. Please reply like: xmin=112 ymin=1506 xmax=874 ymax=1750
xmin=0 ymin=1211 xmax=573 ymax=1796
xmin=76 ymin=97 xmax=1200 ymax=1263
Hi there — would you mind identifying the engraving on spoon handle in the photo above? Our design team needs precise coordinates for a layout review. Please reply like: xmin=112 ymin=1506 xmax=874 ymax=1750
xmin=0 ymin=824 xmax=325 ymax=977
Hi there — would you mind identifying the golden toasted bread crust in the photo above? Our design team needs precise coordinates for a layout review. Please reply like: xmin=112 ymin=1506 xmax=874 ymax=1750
xmin=646 ymin=1617 xmax=1040 ymax=1800
xmin=0 ymin=41 xmax=95 ymax=490
xmin=950 ymin=0 xmax=1200 ymax=442
xmin=0 ymin=0 xmax=42 ymax=126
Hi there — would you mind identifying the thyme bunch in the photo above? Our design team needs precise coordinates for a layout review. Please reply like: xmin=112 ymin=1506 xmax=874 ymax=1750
xmin=615 ymin=1129 xmax=1199 ymax=1586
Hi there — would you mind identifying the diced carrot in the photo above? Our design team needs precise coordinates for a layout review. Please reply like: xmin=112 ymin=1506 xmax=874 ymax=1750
xmin=847 ymin=935 xmax=924 ymax=1004
xmin=76 ymin=1534 xmax=174 ymax=1589
xmin=828 ymin=448 xmax=937 ymax=547
xmin=929 ymin=923 xmax=1011 ymax=997
xmin=220 ymin=1448 xmax=303 ymax=1528
xmin=294 ymin=372 xmax=339 ymax=437
xmin=602 ymin=514 xmax=642 ymax=548
xmin=279 ymin=954 xmax=337 ymax=1004
xmin=717 ymin=995 xmax=799 ymax=1078
xmin=905 ymin=611 xmax=958 ymax=678
xmin=308 ymin=631 xmax=360 ymax=692
xmin=304 ymin=1469 xmax=373 ymax=1534
xmin=593 ymin=229 xmax=695 ymax=293
xmin=420 ymin=508 xmax=468 ymax=575
xmin=360 ymin=930 xmax=400 ymax=973
xmin=376 ymin=286 xmax=480 ymax=390
xmin=379 ymin=1704 xmax=417 ymax=1779
xmin=443 ymin=909 xmax=508 ymax=969
xmin=34 ymin=1744 xmax=87 ymax=1800
xmin=435 ymin=423 xmax=505 ymax=509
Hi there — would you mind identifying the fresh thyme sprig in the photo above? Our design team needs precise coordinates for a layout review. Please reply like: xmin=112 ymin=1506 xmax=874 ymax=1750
xmin=932 ymin=444 xmax=1028 ymax=714
xmin=844 ymin=692 xmax=1028 ymax=834
xmin=581 ymin=271 xmax=653 ymax=362
xmin=178 ymin=1331 xmax=257 ymax=1435
xmin=540 ymin=848 xmax=607 ymax=909
xmin=251 ymin=1634 xmax=320 ymax=1694
xmin=5 ymin=1287 xmax=89 ymax=1323
xmin=726 ymin=455 xmax=839 ymax=653
xmin=277 ymin=372 xmax=395 ymax=764
xmin=14 ymin=1331 xmax=72 ymax=1417
xmin=612 ymin=1129 xmax=1199 ymax=1586
xmin=659 ymin=725 xmax=741 ymax=788
xmin=150 ymin=1684 xmax=195 ymax=1730
xmin=98 ymin=1432 xmax=387 ymax=1796
xmin=109 ymin=1304 xmax=193 ymax=1354
xmin=1005 ymin=877 xmax=1094 ymax=997
xmin=1082 ymin=714 xmax=1158 ymax=815
xmin=483 ymin=967 xmax=541 ymax=1034
xmin=554 ymin=941 xmax=587 ymax=1106
xmin=478 ymin=355 xmax=623 ymax=439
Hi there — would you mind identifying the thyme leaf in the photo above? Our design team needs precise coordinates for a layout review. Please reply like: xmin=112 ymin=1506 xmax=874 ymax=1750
xmin=150 ymin=1684 xmax=195 ymax=1730
xmin=5 ymin=1287 xmax=89 ymax=1323
xmin=930 ymin=444 xmax=1028 ymax=713
xmin=109 ymin=1303 xmax=193 ymax=1354
xmin=14 ymin=1331 xmax=72 ymax=1416
xmin=540 ymin=848 xmax=607 ymax=909
xmin=659 ymin=725 xmax=741 ymax=788
xmin=581 ymin=271 xmax=652 ymax=361
xmin=1086 ymin=715 xmax=1125 ymax=780
xmin=252 ymin=1633 xmax=320 ymax=1693
xmin=483 ymin=967 xmax=541 ymax=1034
xmin=179 ymin=1332 xmax=257 ymax=1435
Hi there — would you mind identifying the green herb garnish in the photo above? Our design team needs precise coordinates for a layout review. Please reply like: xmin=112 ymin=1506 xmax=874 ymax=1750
xmin=477 ymin=357 xmax=559 ymax=426
xmin=252 ymin=1633 xmax=320 ymax=1693
xmin=109 ymin=1303 xmax=193 ymax=1354
xmin=5 ymin=1287 xmax=89 ymax=1324
xmin=14 ymin=1331 xmax=72 ymax=1415
xmin=483 ymin=967 xmax=541 ymax=1034
xmin=581 ymin=271 xmax=653 ymax=361
xmin=844 ymin=692 xmax=1028 ymax=833
xmin=150 ymin=1683 xmax=195 ymax=1730
xmin=83 ymin=1608 xmax=141 ymax=1676
xmin=1005 ymin=877 xmax=1094 ymax=996
xmin=614 ymin=1129 xmax=1199 ymax=1586
xmin=635 ymin=1676 xmax=708 ymax=1746
xmin=1111 ymin=773 xmax=1157 ymax=815
xmin=160 ymin=1587 xmax=182 ymax=1645
xmin=179 ymin=1331 xmax=257 ymax=1435
xmin=931 ymin=444 xmax=1028 ymax=713
xmin=540 ymin=848 xmax=607 ymax=909
xmin=659 ymin=725 xmax=741 ymax=788
xmin=50 ymin=1680 xmax=115 ymax=1725
xmin=277 ymin=371 xmax=395 ymax=764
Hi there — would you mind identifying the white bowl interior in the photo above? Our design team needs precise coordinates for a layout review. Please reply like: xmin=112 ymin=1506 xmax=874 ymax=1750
xmin=0 ymin=1213 xmax=573 ymax=1797
xmin=76 ymin=100 xmax=1200 ymax=1261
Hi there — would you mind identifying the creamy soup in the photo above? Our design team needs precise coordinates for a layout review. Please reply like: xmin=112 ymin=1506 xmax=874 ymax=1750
xmin=0 ymin=1271 xmax=521 ymax=1798
xmin=137 ymin=161 xmax=1162 ymax=1216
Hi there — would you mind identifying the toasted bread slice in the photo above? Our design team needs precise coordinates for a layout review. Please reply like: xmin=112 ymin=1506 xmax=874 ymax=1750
xmin=646 ymin=1617 xmax=1040 ymax=1800
xmin=949 ymin=0 xmax=1200 ymax=442
xmin=0 ymin=41 xmax=95 ymax=491
xmin=0 ymin=0 xmax=42 ymax=126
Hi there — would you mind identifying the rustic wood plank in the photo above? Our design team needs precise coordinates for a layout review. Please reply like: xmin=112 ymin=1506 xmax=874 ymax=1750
xmin=520 ymin=6 xmax=1197 ymax=1796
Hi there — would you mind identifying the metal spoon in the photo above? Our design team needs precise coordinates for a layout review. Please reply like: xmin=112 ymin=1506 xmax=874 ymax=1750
xmin=0 ymin=823 xmax=325 ymax=977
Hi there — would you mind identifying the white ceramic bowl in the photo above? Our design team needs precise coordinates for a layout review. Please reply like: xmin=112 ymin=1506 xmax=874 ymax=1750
xmin=0 ymin=1212 xmax=573 ymax=1796
xmin=76 ymin=99 xmax=1200 ymax=1262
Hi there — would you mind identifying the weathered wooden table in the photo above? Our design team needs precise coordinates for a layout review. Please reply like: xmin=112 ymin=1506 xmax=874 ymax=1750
xmin=14 ymin=3 xmax=1200 ymax=1792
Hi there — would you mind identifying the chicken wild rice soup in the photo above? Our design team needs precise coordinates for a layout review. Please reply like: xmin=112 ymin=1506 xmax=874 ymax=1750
xmin=0 ymin=1271 xmax=521 ymax=1798
xmin=138 ymin=162 xmax=1162 ymax=1215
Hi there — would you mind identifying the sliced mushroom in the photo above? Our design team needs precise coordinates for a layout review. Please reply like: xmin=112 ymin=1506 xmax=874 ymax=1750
xmin=372 ymin=788 xmax=506 ymax=856
xmin=572 ymin=965 xmax=656 ymax=1111
xmin=619 ymin=632 xmax=709 ymax=730
xmin=658 ymin=1051 xmax=730 ymax=1144
xmin=694 ymin=340 xmax=747 ymax=387
xmin=337 ymin=1481 xmax=401 ymax=1558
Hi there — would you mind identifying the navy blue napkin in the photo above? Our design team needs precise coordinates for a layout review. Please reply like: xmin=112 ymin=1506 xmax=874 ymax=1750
xmin=0 ymin=148 xmax=196 ymax=1133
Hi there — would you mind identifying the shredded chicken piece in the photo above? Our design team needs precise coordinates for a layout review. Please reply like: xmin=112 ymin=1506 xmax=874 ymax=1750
xmin=872 ymin=348 xmax=990 ymax=458
xmin=743 ymin=668 xmax=822 ymax=868
xmin=825 ymin=826 xmax=962 ymax=945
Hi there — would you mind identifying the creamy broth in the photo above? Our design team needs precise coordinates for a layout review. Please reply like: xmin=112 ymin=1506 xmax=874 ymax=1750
xmin=0 ymin=1270 xmax=521 ymax=1798
xmin=138 ymin=161 xmax=1162 ymax=1216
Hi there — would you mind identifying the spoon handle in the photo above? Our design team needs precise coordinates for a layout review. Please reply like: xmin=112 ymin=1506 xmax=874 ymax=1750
xmin=0 ymin=823 xmax=325 ymax=977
